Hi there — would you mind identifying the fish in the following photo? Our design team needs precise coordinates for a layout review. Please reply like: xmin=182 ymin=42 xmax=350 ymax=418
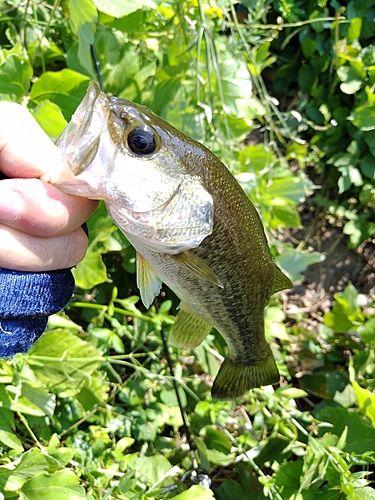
xmin=41 ymin=81 xmax=293 ymax=400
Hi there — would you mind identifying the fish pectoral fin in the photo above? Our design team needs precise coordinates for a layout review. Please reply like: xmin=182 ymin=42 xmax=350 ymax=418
xmin=271 ymin=264 xmax=293 ymax=294
xmin=136 ymin=252 xmax=162 ymax=309
xmin=211 ymin=346 xmax=280 ymax=400
xmin=167 ymin=251 xmax=224 ymax=289
xmin=170 ymin=303 xmax=212 ymax=348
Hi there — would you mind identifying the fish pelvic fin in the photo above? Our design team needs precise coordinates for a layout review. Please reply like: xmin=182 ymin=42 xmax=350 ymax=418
xmin=167 ymin=251 xmax=224 ymax=288
xmin=272 ymin=264 xmax=293 ymax=295
xmin=170 ymin=302 xmax=212 ymax=348
xmin=211 ymin=347 xmax=280 ymax=400
xmin=136 ymin=252 xmax=162 ymax=309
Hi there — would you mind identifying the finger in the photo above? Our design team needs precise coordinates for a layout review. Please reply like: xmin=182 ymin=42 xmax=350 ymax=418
xmin=0 ymin=178 xmax=98 ymax=237
xmin=0 ymin=102 xmax=63 ymax=178
xmin=0 ymin=224 xmax=89 ymax=272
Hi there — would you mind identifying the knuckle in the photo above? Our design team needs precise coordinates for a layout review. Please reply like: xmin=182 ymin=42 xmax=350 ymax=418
xmin=60 ymin=228 xmax=88 ymax=268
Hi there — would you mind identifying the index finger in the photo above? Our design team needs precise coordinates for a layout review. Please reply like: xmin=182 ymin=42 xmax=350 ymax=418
xmin=0 ymin=102 xmax=63 ymax=178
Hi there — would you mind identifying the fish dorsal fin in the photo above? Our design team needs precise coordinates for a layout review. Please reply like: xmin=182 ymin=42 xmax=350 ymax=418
xmin=272 ymin=264 xmax=293 ymax=295
xmin=170 ymin=302 xmax=212 ymax=348
xmin=136 ymin=252 xmax=162 ymax=308
xmin=167 ymin=251 xmax=224 ymax=289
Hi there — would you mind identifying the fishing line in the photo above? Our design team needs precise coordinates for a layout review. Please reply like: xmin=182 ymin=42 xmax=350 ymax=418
xmin=154 ymin=301 xmax=196 ymax=462
xmin=89 ymin=45 xmax=211 ymax=490
xmin=154 ymin=299 xmax=212 ymax=490
xmin=90 ymin=45 xmax=105 ymax=92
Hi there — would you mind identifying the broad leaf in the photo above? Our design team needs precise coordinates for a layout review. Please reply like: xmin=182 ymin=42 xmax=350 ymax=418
xmin=32 ymin=100 xmax=67 ymax=140
xmin=27 ymin=330 xmax=103 ymax=397
xmin=93 ymin=0 xmax=160 ymax=18
xmin=29 ymin=69 xmax=90 ymax=120
xmin=20 ymin=470 xmax=86 ymax=499
xmin=0 ymin=54 xmax=32 ymax=101
xmin=173 ymin=485 xmax=214 ymax=499
xmin=68 ymin=0 xmax=97 ymax=71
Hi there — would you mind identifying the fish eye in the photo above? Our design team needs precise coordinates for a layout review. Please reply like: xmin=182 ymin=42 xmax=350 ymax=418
xmin=127 ymin=126 xmax=158 ymax=155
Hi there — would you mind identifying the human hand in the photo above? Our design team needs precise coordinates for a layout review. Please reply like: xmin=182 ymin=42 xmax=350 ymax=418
xmin=0 ymin=102 xmax=99 ymax=272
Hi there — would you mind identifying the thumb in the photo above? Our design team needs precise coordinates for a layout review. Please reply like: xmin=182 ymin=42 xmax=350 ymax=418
xmin=0 ymin=102 xmax=63 ymax=179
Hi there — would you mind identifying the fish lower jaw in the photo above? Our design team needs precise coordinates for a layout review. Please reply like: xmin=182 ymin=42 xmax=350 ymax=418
xmin=56 ymin=178 xmax=103 ymax=199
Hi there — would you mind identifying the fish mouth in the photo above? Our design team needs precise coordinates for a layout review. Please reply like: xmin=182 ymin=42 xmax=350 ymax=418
xmin=56 ymin=83 xmax=111 ymax=175
xmin=41 ymin=82 xmax=110 ymax=190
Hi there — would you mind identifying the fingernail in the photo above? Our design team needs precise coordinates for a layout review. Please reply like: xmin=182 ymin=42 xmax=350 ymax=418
xmin=0 ymin=188 xmax=21 ymax=223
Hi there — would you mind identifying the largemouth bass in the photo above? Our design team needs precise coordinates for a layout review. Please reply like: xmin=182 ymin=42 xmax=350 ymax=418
xmin=42 ymin=82 xmax=292 ymax=400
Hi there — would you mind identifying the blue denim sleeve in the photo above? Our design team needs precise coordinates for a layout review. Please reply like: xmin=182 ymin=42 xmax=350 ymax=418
xmin=0 ymin=268 xmax=75 ymax=357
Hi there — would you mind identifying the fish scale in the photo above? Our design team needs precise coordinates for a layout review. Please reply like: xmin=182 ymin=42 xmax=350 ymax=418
xmin=42 ymin=81 xmax=293 ymax=400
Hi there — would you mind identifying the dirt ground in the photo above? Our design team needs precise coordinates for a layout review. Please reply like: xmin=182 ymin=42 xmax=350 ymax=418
xmin=285 ymin=199 xmax=375 ymax=319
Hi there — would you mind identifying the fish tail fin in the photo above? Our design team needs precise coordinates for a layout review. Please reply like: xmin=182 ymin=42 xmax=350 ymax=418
xmin=211 ymin=347 xmax=279 ymax=400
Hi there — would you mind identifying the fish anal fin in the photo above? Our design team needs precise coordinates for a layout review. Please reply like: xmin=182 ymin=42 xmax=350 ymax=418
xmin=170 ymin=303 xmax=212 ymax=348
xmin=211 ymin=346 xmax=280 ymax=400
xmin=136 ymin=252 xmax=162 ymax=309
xmin=167 ymin=251 xmax=224 ymax=289
xmin=272 ymin=264 xmax=293 ymax=295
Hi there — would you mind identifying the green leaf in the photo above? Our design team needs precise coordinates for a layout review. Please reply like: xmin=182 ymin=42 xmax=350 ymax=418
xmin=273 ymin=460 xmax=303 ymax=498
xmin=160 ymin=387 xmax=187 ymax=407
xmin=337 ymin=65 xmax=364 ymax=94
xmin=149 ymin=76 xmax=184 ymax=115
xmin=247 ymin=42 xmax=277 ymax=76
xmin=351 ymin=380 xmax=375 ymax=427
xmin=0 ymin=408 xmax=23 ymax=450
xmin=206 ymin=448 xmax=235 ymax=466
xmin=29 ymin=69 xmax=90 ymax=120
xmin=204 ymin=428 xmax=232 ymax=454
xmin=353 ymin=487 xmax=375 ymax=499
xmin=270 ymin=198 xmax=300 ymax=228
xmin=0 ymin=53 xmax=32 ymax=101
xmin=215 ymin=479 xmax=245 ymax=500
xmin=93 ymin=0 xmax=160 ymax=18
xmin=20 ymin=383 xmax=55 ymax=418
xmin=340 ymin=78 xmax=363 ymax=95
xmin=130 ymin=454 xmax=171 ymax=486
xmin=301 ymin=37 xmax=316 ymax=59
xmin=0 ymin=385 xmax=23 ymax=450
xmin=20 ymin=469 xmax=86 ymax=499
xmin=68 ymin=0 xmax=97 ymax=71
xmin=267 ymin=177 xmax=307 ymax=204
xmin=73 ymin=248 xmax=110 ymax=289
xmin=172 ymin=485 xmax=214 ymax=499
xmin=0 ymin=448 xmax=61 ymax=492
xmin=47 ymin=435 xmax=75 ymax=467
xmin=315 ymin=406 xmax=375 ymax=454
xmin=31 ymin=100 xmax=68 ymax=140
xmin=324 ymin=283 xmax=366 ymax=333
xmin=350 ymin=104 xmax=375 ymax=131
xmin=110 ymin=9 xmax=144 ymax=33
xmin=348 ymin=17 xmax=362 ymax=43
xmin=27 ymin=330 xmax=104 ymax=397
xmin=238 ymin=144 xmax=275 ymax=174
xmin=357 ymin=317 xmax=375 ymax=346
xmin=275 ymin=247 xmax=325 ymax=282
xmin=217 ymin=58 xmax=252 ymax=113
xmin=298 ymin=65 xmax=315 ymax=93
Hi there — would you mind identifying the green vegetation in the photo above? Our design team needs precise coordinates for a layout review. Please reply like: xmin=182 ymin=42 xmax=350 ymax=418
xmin=0 ymin=0 xmax=374 ymax=498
